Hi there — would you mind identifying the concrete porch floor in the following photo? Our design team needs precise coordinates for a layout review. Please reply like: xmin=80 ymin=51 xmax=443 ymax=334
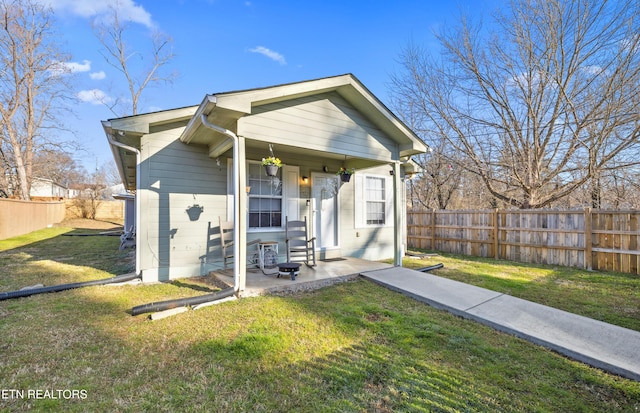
xmin=212 ymin=257 xmax=393 ymax=297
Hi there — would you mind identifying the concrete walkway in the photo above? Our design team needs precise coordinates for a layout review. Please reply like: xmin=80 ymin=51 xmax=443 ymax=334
xmin=361 ymin=266 xmax=640 ymax=382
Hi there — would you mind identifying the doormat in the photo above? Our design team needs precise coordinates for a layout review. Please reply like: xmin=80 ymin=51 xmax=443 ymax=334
xmin=320 ymin=258 xmax=347 ymax=262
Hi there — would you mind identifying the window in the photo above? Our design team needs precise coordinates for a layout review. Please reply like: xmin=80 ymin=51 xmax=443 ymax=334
xmin=354 ymin=172 xmax=393 ymax=228
xmin=366 ymin=176 xmax=386 ymax=225
xmin=248 ymin=162 xmax=282 ymax=228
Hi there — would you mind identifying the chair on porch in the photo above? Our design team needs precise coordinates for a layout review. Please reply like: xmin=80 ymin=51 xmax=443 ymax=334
xmin=219 ymin=218 xmax=261 ymax=270
xmin=285 ymin=216 xmax=316 ymax=266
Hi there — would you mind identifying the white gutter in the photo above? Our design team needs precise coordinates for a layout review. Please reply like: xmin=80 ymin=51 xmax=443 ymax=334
xmin=103 ymin=121 xmax=141 ymax=277
xmin=200 ymin=114 xmax=241 ymax=293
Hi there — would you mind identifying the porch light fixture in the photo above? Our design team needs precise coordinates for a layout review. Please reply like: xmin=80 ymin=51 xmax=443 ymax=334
xmin=302 ymin=176 xmax=308 ymax=184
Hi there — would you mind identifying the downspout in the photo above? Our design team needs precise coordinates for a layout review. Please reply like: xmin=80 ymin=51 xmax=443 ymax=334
xmin=0 ymin=273 xmax=140 ymax=301
xmin=200 ymin=114 xmax=241 ymax=293
xmin=104 ymin=123 xmax=141 ymax=277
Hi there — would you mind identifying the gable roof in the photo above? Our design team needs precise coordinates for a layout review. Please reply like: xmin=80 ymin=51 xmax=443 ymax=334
xmin=180 ymin=73 xmax=426 ymax=158
xmin=104 ymin=74 xmax=427 ymax=190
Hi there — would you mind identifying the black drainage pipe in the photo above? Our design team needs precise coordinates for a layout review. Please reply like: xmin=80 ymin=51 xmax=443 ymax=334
xmin=0 ymin=273 xmax=140 ymax=301
xmin=131 ymin=287 xmax=236 ymax=316
xmin=416 ymin=263 xmax=444 ymax=272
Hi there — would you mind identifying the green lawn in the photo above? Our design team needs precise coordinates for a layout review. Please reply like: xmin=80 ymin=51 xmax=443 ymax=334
xmin=399 ymin=251 xmax=640 ymax=332
xmin=0 ymin=224 xmax=639 ymax=412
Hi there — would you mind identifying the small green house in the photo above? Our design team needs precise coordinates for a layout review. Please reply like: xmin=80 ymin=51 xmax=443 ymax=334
xmin=103 ymin=74 xmax=427 ymax=289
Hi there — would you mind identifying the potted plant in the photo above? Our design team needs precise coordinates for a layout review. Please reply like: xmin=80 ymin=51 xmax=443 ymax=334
xmin=262 ymin=156 xmax=282 ymax=176
xmin=337 ymin=167 xmax=355 ymax=182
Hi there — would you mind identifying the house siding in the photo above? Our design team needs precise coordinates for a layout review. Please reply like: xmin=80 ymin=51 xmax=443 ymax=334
xmin=136 ymin=134 xmax=402 ymax=282
xmin=107 ymin=75 xmax=424 ymax=284
xmin=30 ymin=179 xmax=67 ymax=198
xmin=238 ymin=92 xmax=399 ymax=161
xmin=338 ymin=164 xmax=397 ymax=261
xmin=138 ymin=127 xmax=228 ymax=281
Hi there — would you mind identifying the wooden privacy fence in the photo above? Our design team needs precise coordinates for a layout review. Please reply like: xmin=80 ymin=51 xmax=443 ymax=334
xmin=0 ymin=199 xmax=66 ymax=240
xmin=64 ymin=200 xmax=125 ymax=221
xmin=407 ymin=208 xmax=640 ymax=275
xmin=0 ymin=199 xmax=125 ymax=241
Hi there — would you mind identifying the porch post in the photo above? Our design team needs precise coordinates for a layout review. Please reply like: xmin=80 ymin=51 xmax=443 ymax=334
xmin=392 ymin=161 xmax=403 ymax=266
xmin=237 ymin=136 xmax=248 ymax=291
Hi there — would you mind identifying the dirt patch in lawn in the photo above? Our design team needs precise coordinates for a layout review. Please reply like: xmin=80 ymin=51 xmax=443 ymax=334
xmin=56 ymin=218 xmax=124 ymax=231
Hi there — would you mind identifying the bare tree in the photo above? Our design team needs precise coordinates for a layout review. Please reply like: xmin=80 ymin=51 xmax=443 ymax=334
xmin=70 ymin=167 xmax=111 ymax=219
xmin=32 ymin=150 xmax=86 ymax=188
xmin=560 ymin=165 xmax=640 ymax=209
xmin=0 ymin=0 xmax=73 ymax=199
xmin=408 ymin=146 xmax=461 ymax=210
xmin=92 ymin=6 xmax=176 ymax=116
xmin=391 ymin=0 xmax=640 ymax=209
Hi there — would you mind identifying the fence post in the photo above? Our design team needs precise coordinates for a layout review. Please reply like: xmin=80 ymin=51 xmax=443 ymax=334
xmin=584 ymin=207 xmax=592 ymax=271
xmin=429 ymin=209 xmax=436 ymax=251
xmin=494 ymin=209 xmax=500 ymax=259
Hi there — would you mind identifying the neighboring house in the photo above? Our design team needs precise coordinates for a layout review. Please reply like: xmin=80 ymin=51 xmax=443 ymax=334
xmin=30 ymin=177 xmax=67 ymax=199
xmin=103 ymin=74 xmax=427 ymax=288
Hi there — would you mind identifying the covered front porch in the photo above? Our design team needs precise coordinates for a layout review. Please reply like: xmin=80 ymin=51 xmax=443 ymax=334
xmin=178 ymin=75 xmax=427 ymax=291
xmin=103 ymin=74 xmax=427 ymax=285
xmin=212 ymin=256 xmax=393 ymax=297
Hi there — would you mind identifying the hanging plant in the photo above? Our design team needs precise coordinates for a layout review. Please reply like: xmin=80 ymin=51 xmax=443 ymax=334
xmin=262 ymin=144 xmax=282 ymax=177
xmin=262 ymin=156 xmax=282 ymax=176
xmin=337 ymin=167 xmax=355 ymax=182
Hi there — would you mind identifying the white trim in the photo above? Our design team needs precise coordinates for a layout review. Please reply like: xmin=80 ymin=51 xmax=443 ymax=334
xmin=311 ymin=172 xmax=341 ymax=250
xmin=244 ymin=161 xmax=300 ymax=232
xmin=226 ymin=158 xmax=234 ymax=222
xmin=355 ymin=172 xmax=394 ymax=229
xmin=283 ymin=165 xmax=300 ymax=222
xmin=247 ymin=160 xmax=283 ymax=230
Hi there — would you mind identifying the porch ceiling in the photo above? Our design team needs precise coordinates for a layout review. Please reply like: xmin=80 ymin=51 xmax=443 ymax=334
xmin=242 ymin=139 xmax=390 ymax=170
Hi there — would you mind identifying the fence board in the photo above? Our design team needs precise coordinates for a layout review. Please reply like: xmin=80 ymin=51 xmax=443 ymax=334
xmin=407 ymin=208 xmax=640 ymax=276
xmin=0 ymin=199 xmax=66 ymax=240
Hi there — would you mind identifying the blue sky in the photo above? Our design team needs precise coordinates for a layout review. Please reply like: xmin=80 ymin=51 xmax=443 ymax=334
xmin=41 ymin=0 xmax=500 ymax=173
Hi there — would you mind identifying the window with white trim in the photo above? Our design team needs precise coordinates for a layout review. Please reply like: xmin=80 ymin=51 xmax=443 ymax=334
xmin=248 ymin=162 xmax=282 ymax=228
xmin=355 ymin=172 xmax=393 ymax=228
xmin=366 ymin=176 xmax=386 ymax=225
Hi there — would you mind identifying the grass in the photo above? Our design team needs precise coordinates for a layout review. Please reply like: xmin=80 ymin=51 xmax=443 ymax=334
xmin=0 ymin=222 xmax=639 ymax=412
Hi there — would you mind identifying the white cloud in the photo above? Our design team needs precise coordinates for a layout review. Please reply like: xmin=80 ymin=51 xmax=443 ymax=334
xmin=77 ymin=89 xmax=112 ymax=105
xmin=90 ymin=71 xmax=106 ymax=80
xmin=48 ymin=59 xmax=91 ymax=76
xmin=581 ymin=65 xmax=606 ymax=76
xmin=41 ymin=0 xmax=154 ymax=28
xmin=249 ymin=46 xmax=286 ymax=65
xmin=507 ymin=71 xmax=545 ymax=89
xmin=65 ymin=60 xmax=92 ymax=73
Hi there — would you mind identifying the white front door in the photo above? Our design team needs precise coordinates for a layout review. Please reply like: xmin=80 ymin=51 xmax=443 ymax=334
xmin=312 ymin=173 xmax=339 ymax=249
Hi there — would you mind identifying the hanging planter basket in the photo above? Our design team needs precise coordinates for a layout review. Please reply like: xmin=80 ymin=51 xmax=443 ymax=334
xmin=338 ymin=167 xmax=355 ymax=183
xmin=264 ymin=164 xmax=279 ymax=177
xmin=262 ymin=147 xmax=281 ymax=177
